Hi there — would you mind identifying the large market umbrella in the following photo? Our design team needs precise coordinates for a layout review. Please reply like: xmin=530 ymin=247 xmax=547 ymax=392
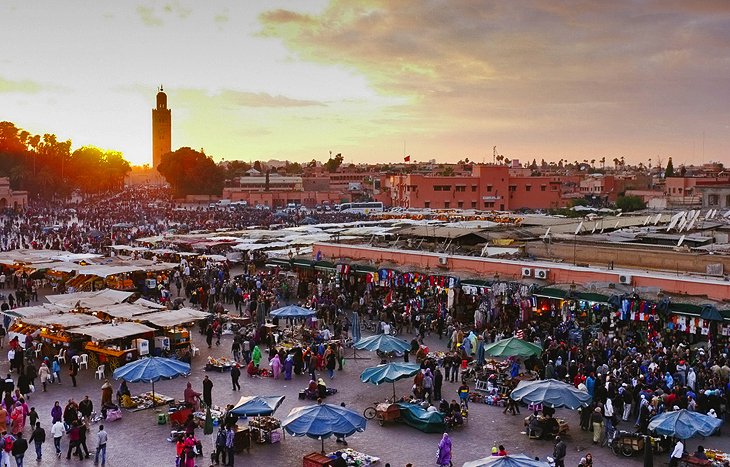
xmin=648 ymin=409 xmax=722 ymax=439
xmin=483 ymin=337 xmax=542 ymax=358
xmin=353 ymin=334 xmax=410 ymax=354
xmin=463 ymin=454 xmax=550 ymax=467
xmin=282 ymin=401 xmax=367 ymax=453
xmin=270 ymin=305 xmax=316 ymax=319
xmin=230 ymin=395 xmax=285 ymax=417
xmin=510 ymin=379 xmax=592 ymax=409
xmin=360 ymin=362 xmax=421 ymax=399
xmin=112 ymin=356 xmax=191 ymax=405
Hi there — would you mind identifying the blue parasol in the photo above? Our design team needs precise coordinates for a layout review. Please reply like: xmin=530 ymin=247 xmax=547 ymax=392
xmin=230 ymin=395 xmax=285 ymax=417
xmin=282 ymin=402 xmax=367 ymax=453
xmin=648 ymin=409 xmax=722 ymax=439
xmin=270 ymin=305 xmax=316 ymax=318
xmin=112 ymin=356 xmax=191 ymax=406
xmin=360 ymin=362 xmax=421 ymax=399
xmin=462 ymin=454 xmax=550 ymax=467
xmin=352 ymin=334 xmax=410 ymax=354
xmin=510 ymin=379 xmax=592 ymax=409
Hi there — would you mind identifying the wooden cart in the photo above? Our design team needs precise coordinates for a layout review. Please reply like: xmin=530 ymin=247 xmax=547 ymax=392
xmin=375 ymin=402 xmax=401 ymax=426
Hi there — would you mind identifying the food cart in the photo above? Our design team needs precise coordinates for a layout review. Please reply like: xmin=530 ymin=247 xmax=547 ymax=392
xmin=248 ymin=416 xmax=282 ymax=444
xmin=138 ymin=307 xmax=210 ymax=357
xmin=22 ymin=312 xmax=103 ymax=359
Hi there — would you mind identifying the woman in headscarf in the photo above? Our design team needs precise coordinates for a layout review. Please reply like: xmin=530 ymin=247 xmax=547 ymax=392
xmin=38 ymin=360 xmax=52 ymax=392
xmin=10 ymin=401 xmax=24 ymax=435
xmin=284 ymin=354 xmax=294 ymax=381
xmin=251 ymin=345 xmax=262 ymax=368
xmin=436 ymin=432 xmax=452 ymax=467
xmin=270 ymin=353 xmax=282 ymax=380
xmin=101 ymin=380 xmax=113 ymax=407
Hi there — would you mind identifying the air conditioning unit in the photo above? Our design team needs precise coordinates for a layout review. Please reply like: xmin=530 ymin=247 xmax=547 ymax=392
xmin=521 ymin=267 xmax=532 ymax=277
xmin=438 ymin=256 xmax=448 ymax=266
xmin=534 ymin=268 xmax=548 ymax=280
xmin=619 ymin=274 xmax=633 ymax=285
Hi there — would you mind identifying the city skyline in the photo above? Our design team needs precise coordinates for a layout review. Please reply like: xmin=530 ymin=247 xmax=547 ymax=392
xmin=1 ymin=1 xmax=729 ymax=167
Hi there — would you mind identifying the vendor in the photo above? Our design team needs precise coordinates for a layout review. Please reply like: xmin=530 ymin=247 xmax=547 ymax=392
xmin=694 ymin=446 xmax=708 ymax=460
xmin=317 ymin=378 xmax=327 ymax=399
xmin=184 ymin=382 xmax=201 ymax=410
xmin=101 ymin=380 xmax=113 ymax=407
xmin=117 ymin=381 xmax=131 ymax=403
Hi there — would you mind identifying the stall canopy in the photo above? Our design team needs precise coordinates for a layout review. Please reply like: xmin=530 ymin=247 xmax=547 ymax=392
xmin=0 ymin=304 xmax=69 ymax=319
xmin=139 ymin=308 xmax=211 ymax=328
xmin=230 ymin=395 xmax=286 ymax=417
xmin=360 ymin=362 xmax=421 ymax=399
xmin=282 ymin=402 xmax=367 ymax=453
xmin=353 ymin=334 xmax=410 ymax=354
xmin=99 ymin=304 xmax=159 ymax=320
xmin=68 ymin=322 xmax=155 ymax=341
xmin=24 ymin=313 xmax=102 ymax=328
xmin=270 ymin=305 xmax=316 ymax=318
xmin=462 ymin=454 xmax=550 ymax=467
xmin=510 ymin=379 xmax=591 ymax=409
xmin=132 ymin=298 xmax=167 ymax=309
xmin=483 ymin=337 xmax=543 ymax=358
xmin=46 ymin=290 xmax=134 ymax=308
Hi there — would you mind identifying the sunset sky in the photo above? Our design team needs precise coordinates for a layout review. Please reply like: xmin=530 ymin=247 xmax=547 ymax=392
xmin=1 ymin=0 xmax=729 ymax=167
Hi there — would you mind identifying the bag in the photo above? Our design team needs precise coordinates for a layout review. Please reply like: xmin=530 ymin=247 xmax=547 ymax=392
xmin=106 ymin=409 xmax=122 ymax=422
xmin=3 ymin=435 xmax=13 ymax=453
xmin=29 ymin=384 xmax=35 ymax=393
xmin=7 ymin=350 xmax=14 ymax=361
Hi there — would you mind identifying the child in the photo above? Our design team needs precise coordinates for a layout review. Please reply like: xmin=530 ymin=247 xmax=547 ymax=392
xmin=51 ymin=358 xmax=61 ymax=384
xmin=29 ymin=407 xmax=38 ymax=428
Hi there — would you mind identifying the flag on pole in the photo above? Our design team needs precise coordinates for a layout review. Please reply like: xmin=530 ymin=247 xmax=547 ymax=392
xmin=403 ymin=155 xmax=411 ymax=162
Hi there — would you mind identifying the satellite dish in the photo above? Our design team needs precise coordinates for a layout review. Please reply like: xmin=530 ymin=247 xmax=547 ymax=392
xmin=653 ymin=213 xmax=662 ymax=225
xmin=724 ymin=210 xmax=730 ymax=218
xmin=575 ymin=221 xmax=584 ymax=235
xmin=614 ymin=221 xmax=620 ymax=229
xmin=543 ymin=227 xmax=551 ymax=238
xmin=643 ymin=216 xmax=651 ymax=226
xmin=677 ymin=235 xmax=686 ymax=247
xmin=592 ymin=224 xmax=596 ymax=233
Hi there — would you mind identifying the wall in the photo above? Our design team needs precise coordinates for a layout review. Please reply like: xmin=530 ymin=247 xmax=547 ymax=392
xmin=314 ymin=242 xmax=730 ymax=301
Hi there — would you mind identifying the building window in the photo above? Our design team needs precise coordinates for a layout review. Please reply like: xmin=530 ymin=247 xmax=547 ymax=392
xmin=525 ymin=185 xmax=532 ymax=192
xmin=541 ymin=185 xmax=547 ymax=191
xmin=551 ymin=186 xmax=557 ymax=191
xmin=444 ymin=201 xmax=450 ymax=209
xmin=471 ymin=201 xmax=477 ymax=208
xmin=709 ymin=194 xmax=719 ymax=206
xmin=471 ymin=185 xmax=477 ymax=192
xmin=508 ymin=185 xmax=517 ymax=192
xmin=483 ymin=201 xmax=494 ymax=208
xmin=486 ymin=185 xmax=492 ymax=192
xmin=424 ymin=201 xmax=430 ymax=208
xmin=455 ymin=186 xmax=466 ymax=192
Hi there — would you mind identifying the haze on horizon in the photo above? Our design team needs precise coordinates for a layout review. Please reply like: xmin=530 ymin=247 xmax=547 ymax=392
xmin=1 ymin=0 xmax=729 ymax=167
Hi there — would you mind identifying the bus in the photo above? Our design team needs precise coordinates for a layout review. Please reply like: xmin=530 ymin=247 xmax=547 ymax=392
xmin=336 ymin=201 xmax=384 ymax=214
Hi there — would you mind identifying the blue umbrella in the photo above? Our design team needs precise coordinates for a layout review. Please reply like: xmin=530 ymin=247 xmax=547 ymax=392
xmin=230 ymin=395 xmax=285 ymax=417
xmin=282 ymin=402 xmax=367 ymax=453
xmin=462 ymin=454 xmax=550 ymax=467
xmin=648 ymin=409 xmax=722 ymax=439
xmin=510 ymin=379 xmax=591 ymax=409
xmin=270 ymin=305 xmax=316 ymax=318
xmin=360 ymin=362 xmax=421 ymax=399
xmin=113 ymin=356 xmax=191 ymax=406
xmin=353 ymin=334 xmax=410 ymax=354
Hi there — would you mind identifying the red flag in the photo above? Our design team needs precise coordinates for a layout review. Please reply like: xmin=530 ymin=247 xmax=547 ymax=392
xmin=403 ymin=155 xmax=411 ymax=162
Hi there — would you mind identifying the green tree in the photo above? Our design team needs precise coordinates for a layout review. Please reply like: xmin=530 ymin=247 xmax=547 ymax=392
xmin=265 ymin=170 xmax=270 ymax=191
xmin=324 ymin=153 xmax=343 ymax=173
xmin=665 ymin=157 xmax=675 ymax=177
xmin=284 ymin=161 xmax=303 ymax=174
xmin=158 ymin=147 xmax=224 ymax=197
xmin=615 ymin=195 xmax=646 ymax=212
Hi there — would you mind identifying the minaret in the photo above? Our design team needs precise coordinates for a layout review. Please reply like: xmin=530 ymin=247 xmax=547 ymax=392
xmin=152 ymin=86 xmax=172 ymax=170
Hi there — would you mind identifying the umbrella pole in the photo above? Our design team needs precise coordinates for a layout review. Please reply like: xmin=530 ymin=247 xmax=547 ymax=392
xmin=321 ymin=437 xmax=325 ymax=454
xmin=152 ymin=381 xmax=156 ymax=408
xmin=392 ymin=381 xmax=396 ymax=401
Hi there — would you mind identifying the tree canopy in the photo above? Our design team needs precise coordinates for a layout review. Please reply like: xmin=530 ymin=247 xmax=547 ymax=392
xmin=157 ymin=147 xmax=224 ymax=197
xmin=0 ymin=121 xmax=130 ymax=196
xmin=615 ymin=195 xmax=646 ymax=212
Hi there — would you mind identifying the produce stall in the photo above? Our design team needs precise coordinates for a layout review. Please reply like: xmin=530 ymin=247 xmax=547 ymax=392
xmin=124 ymin=391 xmax=175 ymax=411
xmin=206 ymin=356 xmax=235 ymax=372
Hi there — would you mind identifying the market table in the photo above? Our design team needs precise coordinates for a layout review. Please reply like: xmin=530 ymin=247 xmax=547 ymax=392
xmin=125 ymin=391 xmax=174 ymax=411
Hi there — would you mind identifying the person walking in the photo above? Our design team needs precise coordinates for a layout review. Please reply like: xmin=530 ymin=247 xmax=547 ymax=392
xmin=65 ymin=421 xmax=82 ymax=460
xmin=202 ymin=376 xmax=213 ymax=409
xmin=11 ymin=432 xmax=27 ymax=467
xmin=553 ymin=436 xmax=567 ymax=467
xmin=436 ymin=432 xmax=452 ymax=467
xmin=51 ymin=419 xmax=64 ymax=458
xmin=29 ymin=422 xmax=44 ymax=462
xmin=214 ymin=425 xmax=227 ymax=466
xmin=433 ymin=368 xmax=443 ymax=401
xmin=0 ymin=432 xmax=15 ymax=467
xmin=590 ymin=407 xmax=604 ymax=445
xmin=225 ymin=424 xmax=235 ymax=467
xmin=669 ymin=439 xmax=684 ymax=467
xmin=230 ymin=364 xmax=241 ymax=391
xmin=94 ymin=424 xmax=107 ymax=467
xmin=69 ymin=358 xmax=79 ymax=387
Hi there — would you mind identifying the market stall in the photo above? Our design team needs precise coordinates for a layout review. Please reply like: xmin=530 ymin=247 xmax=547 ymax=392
xmin=23 ymin=312 xmax=103 ymax=359
xmin=138 ymin=307 xmax=210 ymax=356
xmin=68 ymin=321 xmax=157 ymax=373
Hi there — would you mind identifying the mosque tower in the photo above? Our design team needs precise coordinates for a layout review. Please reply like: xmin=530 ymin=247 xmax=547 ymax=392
xmin=151 ymin=86 xmax=172 ymax=170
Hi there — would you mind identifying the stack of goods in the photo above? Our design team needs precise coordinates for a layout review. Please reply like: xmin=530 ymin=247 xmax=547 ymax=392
xmin=327 ymin=448 xmax=380 ymax=466
xmin=206 ymin=356 xmax=234 ymax=372
xmin=127 ymin=392 xmax=174 ymax=411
